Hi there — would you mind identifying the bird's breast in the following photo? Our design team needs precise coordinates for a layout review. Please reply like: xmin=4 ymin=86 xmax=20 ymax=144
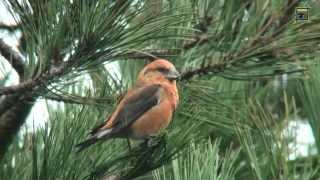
xmin=129 ymin=99 xmax=173 ymax=139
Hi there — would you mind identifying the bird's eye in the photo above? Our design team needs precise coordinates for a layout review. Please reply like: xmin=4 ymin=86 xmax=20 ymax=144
xmin=157 ymin=67 xmax=169 ymax=73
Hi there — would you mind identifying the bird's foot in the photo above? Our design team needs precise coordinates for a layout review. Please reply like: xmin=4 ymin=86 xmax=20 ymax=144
xmin=146 ymin=135 xmax=161 ymax=147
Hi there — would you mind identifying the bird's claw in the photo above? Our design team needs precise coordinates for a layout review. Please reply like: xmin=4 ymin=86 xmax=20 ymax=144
xmin=147 ymin=136 xmax=161 ymax=147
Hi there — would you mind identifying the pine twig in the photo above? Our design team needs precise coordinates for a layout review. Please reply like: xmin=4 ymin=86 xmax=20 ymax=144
xmin=117 ymin=49 xmax=179 ymax=60
xmin=180 ymin=63 xmax=226 ymax=81
xmin=0 ymin=38 xmax=24 ymax=78
xmin=0 ymin=23 xmax=20 ymax=32
xmin=43 ymin=94 xmax=112 ymax=106
xmin=0 ymin=61 xmax=66 ymax=95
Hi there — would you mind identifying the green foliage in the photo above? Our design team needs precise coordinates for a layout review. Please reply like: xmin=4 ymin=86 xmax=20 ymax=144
xmin=1 ymin=0 xmax=320 ymax=180
xmin=298 ymin=62 xmax=320 ymax=152
xmin=0 ymin=92 xmax=201 ymax=179
xmin=153 ymin=140 xmax=240 ymax=180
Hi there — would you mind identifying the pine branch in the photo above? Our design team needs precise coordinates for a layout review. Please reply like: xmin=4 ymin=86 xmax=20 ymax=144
xmin=252 ymin=0 xmax=299 ymax=46
xmin=273 ymin=0 xmax=299 ymax=37
xmin=181 ymin=63 xmax=226 ymax=80
xmin=182 ymin=34 xmax=209 ymax=49
xmin=43 ymin=94 xmax=112 ymax=106
xmin=0 ymin=62 xmax=65 ymax=95
xmin=0 ymin=48 xmax=191 ymax=95
xmin=118 ymin=49 xmax=179 ymax=60
xmin=0 ymin=23 xmax=20 ymax=32
xmin=180 ymin=58 xmax=305 ymax=81
xmin=183 ymin=16 xmax=213 ymax=49
xmin=0 ymin=38 xmax=24 ymax=78
xmin=0 ymin=94 xmax=34 ymax=160
xmin=179 ymin=0 xmax=305 ymax=82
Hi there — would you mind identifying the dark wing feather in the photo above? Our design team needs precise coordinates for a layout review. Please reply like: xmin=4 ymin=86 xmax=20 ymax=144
xmin=90 ymin=84 xmax=160 ymax=135
xmin=90 ymin=123 xmax=104 ymax=135
xmin=75 ymin=84 xmax=161 ymax=152
xmin=110 ymin=84 xmax=160 ymax=132
xmin=90 ymin=119 xmax=109 ymax=135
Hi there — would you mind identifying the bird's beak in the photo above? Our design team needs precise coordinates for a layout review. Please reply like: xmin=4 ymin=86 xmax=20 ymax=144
xmin=166 ymin=69 xmax=181 ymax=80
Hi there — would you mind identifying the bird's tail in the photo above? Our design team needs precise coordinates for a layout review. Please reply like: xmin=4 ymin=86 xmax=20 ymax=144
xmin=75 ymin=136 xmax=99 ymax=153
xmin=75 ymin=128 xmax=113 ymax=153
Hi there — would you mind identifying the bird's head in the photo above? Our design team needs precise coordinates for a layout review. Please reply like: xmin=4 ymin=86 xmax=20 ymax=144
xmin=137 ymin=59 xmax=180 ymax=85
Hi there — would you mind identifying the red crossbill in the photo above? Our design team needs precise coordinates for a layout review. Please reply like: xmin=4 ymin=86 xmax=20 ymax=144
xmin=76 ymin=59 xmax=180 ymax=151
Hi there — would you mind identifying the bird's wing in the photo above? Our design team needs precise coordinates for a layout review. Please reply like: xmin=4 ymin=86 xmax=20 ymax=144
xmin=93 ymin=84 xmax=161 ymax=135
xmin=76 ymin=84 xmax=161 ymax=152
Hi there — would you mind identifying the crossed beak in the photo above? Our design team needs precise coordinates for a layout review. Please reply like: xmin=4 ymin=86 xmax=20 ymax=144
xmin=166 ymin=69 xmax=181 ymax=80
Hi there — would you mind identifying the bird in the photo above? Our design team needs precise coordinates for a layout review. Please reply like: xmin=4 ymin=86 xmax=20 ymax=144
xmin=75 ymin=59 xmax=180 ymax=152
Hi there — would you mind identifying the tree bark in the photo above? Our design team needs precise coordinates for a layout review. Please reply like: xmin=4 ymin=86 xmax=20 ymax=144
xmin=0 ymin=94 xmax=34 ymax=159
xmin=0 ymin=38 xmax=24 ymax=78
xmin=0 ymin=38 xmax=33 ymax=160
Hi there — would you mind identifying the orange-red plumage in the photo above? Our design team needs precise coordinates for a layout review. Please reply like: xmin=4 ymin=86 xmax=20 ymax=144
xmin=76 ymin=59 xmax=180 ymax=151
